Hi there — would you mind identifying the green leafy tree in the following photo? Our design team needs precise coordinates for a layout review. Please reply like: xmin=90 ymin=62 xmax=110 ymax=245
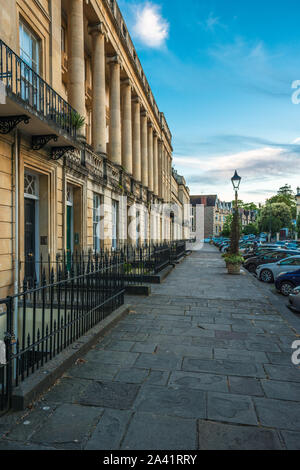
xmin=222 ymin=214 xmax=233 ymax=237
xmin=243 ymin=223 xmax=258 ymax=235
xmin=267 ymin=185 xmax=296 ymax=219
xmin=258 ymin=202 xmax=292 ymax=235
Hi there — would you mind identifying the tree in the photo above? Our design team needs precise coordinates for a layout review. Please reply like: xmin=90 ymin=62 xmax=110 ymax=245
xmin=297 ymin=215 xmax=300 ymax=237
xmin=267 ymin=185 xmax=296 ymax=219
xmin=222 ymin=214 xmax=233 ymax=237
xmin=258 ymin=202 xmax=292 ymax=236
xmin=243 ymin=223 xmax=258 ymax=235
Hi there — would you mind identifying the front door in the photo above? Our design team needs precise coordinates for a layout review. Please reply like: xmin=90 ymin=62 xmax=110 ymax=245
xmin=66 ymin=205 xmax=73 ymax=268
xmin=25 ymin=198 xmax=36 ymax=281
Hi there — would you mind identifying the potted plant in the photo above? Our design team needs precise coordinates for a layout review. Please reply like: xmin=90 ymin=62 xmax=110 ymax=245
xmin=224 ymin=254 xmax=244 ymax=275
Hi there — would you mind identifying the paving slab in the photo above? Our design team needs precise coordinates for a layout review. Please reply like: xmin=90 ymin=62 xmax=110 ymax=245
xmin=198 ymin=421 xmax=282 ymax=450
xmin=121 ymin=412 xmax=197 ymax=450
xmin=207 ymin=392 xmax=258 ymax=425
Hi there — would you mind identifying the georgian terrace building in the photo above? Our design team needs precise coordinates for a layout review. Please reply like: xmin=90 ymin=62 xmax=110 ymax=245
xmin=0 ymin=0 xmax=189 ymax=298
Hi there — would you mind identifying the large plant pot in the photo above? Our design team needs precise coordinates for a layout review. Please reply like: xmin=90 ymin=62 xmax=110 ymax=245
xmin=227 ymin=263 xmax=241 ymax=275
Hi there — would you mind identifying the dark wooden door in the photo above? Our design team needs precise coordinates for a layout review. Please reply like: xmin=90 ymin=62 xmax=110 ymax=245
xmin=25 ymin=198 xmax=35 ymax=281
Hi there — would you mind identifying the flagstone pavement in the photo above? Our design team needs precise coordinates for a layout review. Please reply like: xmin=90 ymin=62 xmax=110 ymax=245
xmin=0 ymin=245 xmax=300 ymax=450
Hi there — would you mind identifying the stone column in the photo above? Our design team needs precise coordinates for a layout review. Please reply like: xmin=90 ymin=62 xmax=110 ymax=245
xmin=108 ymin=55 xmax=122 ymax=166
xmin=148 ymin=123 xmax=154 ymax=193
xmin=89 ymin=23 xmax=107 ymax=154
xmin=121 ymin=79 xmax=133 ymax=174
xmin=141 ymin=111 xmax=148 ymax=188
xmin=158 ymin=139 xmax=163 ymax=199
xmin=68 ymin=0 xmax=86 ymax=138
xmin=153 ymin=132 xmax=158 ymax=196
xmin=132 ymin=97 xmax=141 ymax=182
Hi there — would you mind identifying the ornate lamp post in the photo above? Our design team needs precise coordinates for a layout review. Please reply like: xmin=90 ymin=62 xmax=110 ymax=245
xmin=230 ymin=171 xmax=242 ymax=255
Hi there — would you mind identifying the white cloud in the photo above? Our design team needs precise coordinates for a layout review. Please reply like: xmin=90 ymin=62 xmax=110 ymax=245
xmin=132 ymin=2 xmax=169 ymax=48
xmin=173 ymin=146 xmax=300 ymax=204
xmin=201 ymin=12 xmax=226 ymax=32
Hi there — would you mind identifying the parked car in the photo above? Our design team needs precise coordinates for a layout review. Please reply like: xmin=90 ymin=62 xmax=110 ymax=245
xmin=244 ymin=250 xmax=300 ymax=274
xmin=288 ymin=286 xmax=300 ymax=312
xmin=243 ymin=247 xmax=281 ymax=260
xmin=256 ymin=256 xmax=300 ymax=283
xmin=275 ymin=269 xmax=300 ymax=296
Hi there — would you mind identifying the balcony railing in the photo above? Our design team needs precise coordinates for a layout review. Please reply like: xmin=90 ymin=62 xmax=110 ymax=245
xmin=0 ymin=39 xmax=78 ymax=139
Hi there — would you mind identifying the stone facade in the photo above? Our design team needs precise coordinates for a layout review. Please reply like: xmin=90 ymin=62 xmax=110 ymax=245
xmin=0 ymin=0 xmax=189 ymax=297
xmin=190 ymin=195 xmax=233 ymax=238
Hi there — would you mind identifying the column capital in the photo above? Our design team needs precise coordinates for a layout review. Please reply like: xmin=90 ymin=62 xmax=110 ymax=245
xmin=141 ymin=110 xmax=148 ymax=119
xmin=132 ymin=96 xmax=141 ymax=105
xmin=148 ymin=121 xmax=153 ymax=129
xmin=107 ymin=54 xmax=122 ymax=67
xmin=88 ymin=22 xmax=108 ymax=38
xmin=153 ymin=130 xmax=158 ymax=138
xmin=121 ymin=77 xmax=133 ymax=90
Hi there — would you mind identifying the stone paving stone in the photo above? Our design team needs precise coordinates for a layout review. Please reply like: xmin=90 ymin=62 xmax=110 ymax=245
xmin=85 ymin=409 xmax=132 ymax=450
xmin=114 ymin=368 xmax=149 ymax=384
xmin=0 ymin=410 xmax=29 ymax=439
xmin=144 ymin=370 xmax=170 ymax=386
xmin=134 ymin=352 xmax=182 ymax=371
xmin=254 ymin=398 xmax=300 ymax=431
xmin=30 ymin=404 xmax=103 ymax=449
xmin=195 ymin=322 xmax=231 ymax=331
xmin=131 ymin=343 xmax=157 ymax=354
xmin=161 ymin=326 xmax=215 ymax=338
xmin=192 ymin=337 xmax=246 ymax=350
xmin=84 ymin=350 xmax=139 ymax=367
xmin=245 ymin=339 xmax=282 ymax=353
xmin=157 ymin=344 xmax=213 ymax=360
xmin=169 ymin=371 xmax=229 ymax=393
xmin=121 ymin=412 xmax=197 ymax=450
xmin=264 ymin=364 xmax=300 ymax=383
xmin=231 ymin=325 xmax=265 ymax=334
xmin=0 ymin=441 xmax=56 ymax=450
xmin=198 ymin=421 xmax=282 ymax=450
xmin=121 ymin=332 xmax=150 ymax=342
xmin=4 ymin=405 xmax=56 ymax=442
xmin=104 ymin=340 xmax=135 ymax=352
xmin=207 ymin=392 xmax=258 ymax=425
xmin=134 ymin=385 xmax=206 ymax=419
xmin=266 ymin=352 xmax=295 ymax=365
xmin=280 ymin=430 xmax=300 ymax=450
xmin=214 ymin=348 xmax=268 ymax=364
xmin=253 ymin=321 xmax=295 ymax=336
xmin=228 ymin=376 xmax=264 ymax=397
xmin=261 ymin=380 xmax=300 ymax=401
xmin=79 ymin=381 xmax=140 ymax=409
xmin=182 ymin=358 xmax=266 ymax=378
xmin=67 ymin=362 xmax=119 ymax=382
xmin=215 ymin=331 xmax=248 ymax=340
xmin=42 ymin=377 xmax=91 ymax=404
xmin=146 ymin=334 xmax=192 ymax=345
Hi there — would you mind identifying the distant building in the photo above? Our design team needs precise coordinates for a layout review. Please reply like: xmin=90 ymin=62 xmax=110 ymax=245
xmin=190 ymin=195 xmax=233 ymax=238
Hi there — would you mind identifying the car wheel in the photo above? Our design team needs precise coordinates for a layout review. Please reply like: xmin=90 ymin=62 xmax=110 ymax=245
xmin=247 ymin=264 xmax=256 ymax=274
xmin=260 ymin=269 xmax=274 ymax=283
xmin=280 ymin=282 xmax=294 ymax=296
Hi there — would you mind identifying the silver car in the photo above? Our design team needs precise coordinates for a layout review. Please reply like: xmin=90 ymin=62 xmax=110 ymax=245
xmin=256 ymin=255 xmax=300 ymax=283
xmin=288 ymin=286 xmax=300 ymax=313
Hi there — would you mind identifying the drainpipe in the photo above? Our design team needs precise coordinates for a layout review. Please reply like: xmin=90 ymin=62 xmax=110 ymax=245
xmin=13 ymin=129 xmax=19 ymax=342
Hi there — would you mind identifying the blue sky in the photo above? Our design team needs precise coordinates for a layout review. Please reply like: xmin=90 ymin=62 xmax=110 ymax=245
xmin=118 ymin=0 xmax=300 ymax=203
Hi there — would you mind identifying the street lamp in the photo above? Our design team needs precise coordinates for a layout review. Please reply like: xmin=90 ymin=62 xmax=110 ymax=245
xmin=230 ymin=170 xmax=242 ymax=254
xmin=231 ymin=170 xmax=242 ymax=208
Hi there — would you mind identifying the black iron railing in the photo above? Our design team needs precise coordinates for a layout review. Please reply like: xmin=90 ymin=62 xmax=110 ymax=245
xmin=0 ymin=39 xmax=78 ymax=139
xmin=20 ymin=241 xmax=187 ymax=287
xmin=0 ymin=256 xmax=125 ymax=412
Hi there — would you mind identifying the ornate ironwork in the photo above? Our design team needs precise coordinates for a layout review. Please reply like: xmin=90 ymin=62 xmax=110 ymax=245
xmin=51 ymin=146 xmax=75 ymax=161
xmin=32 ymin=135 xmax=58 ymax=150
xmin=0 ymin=115 xmax=29 ymax=134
